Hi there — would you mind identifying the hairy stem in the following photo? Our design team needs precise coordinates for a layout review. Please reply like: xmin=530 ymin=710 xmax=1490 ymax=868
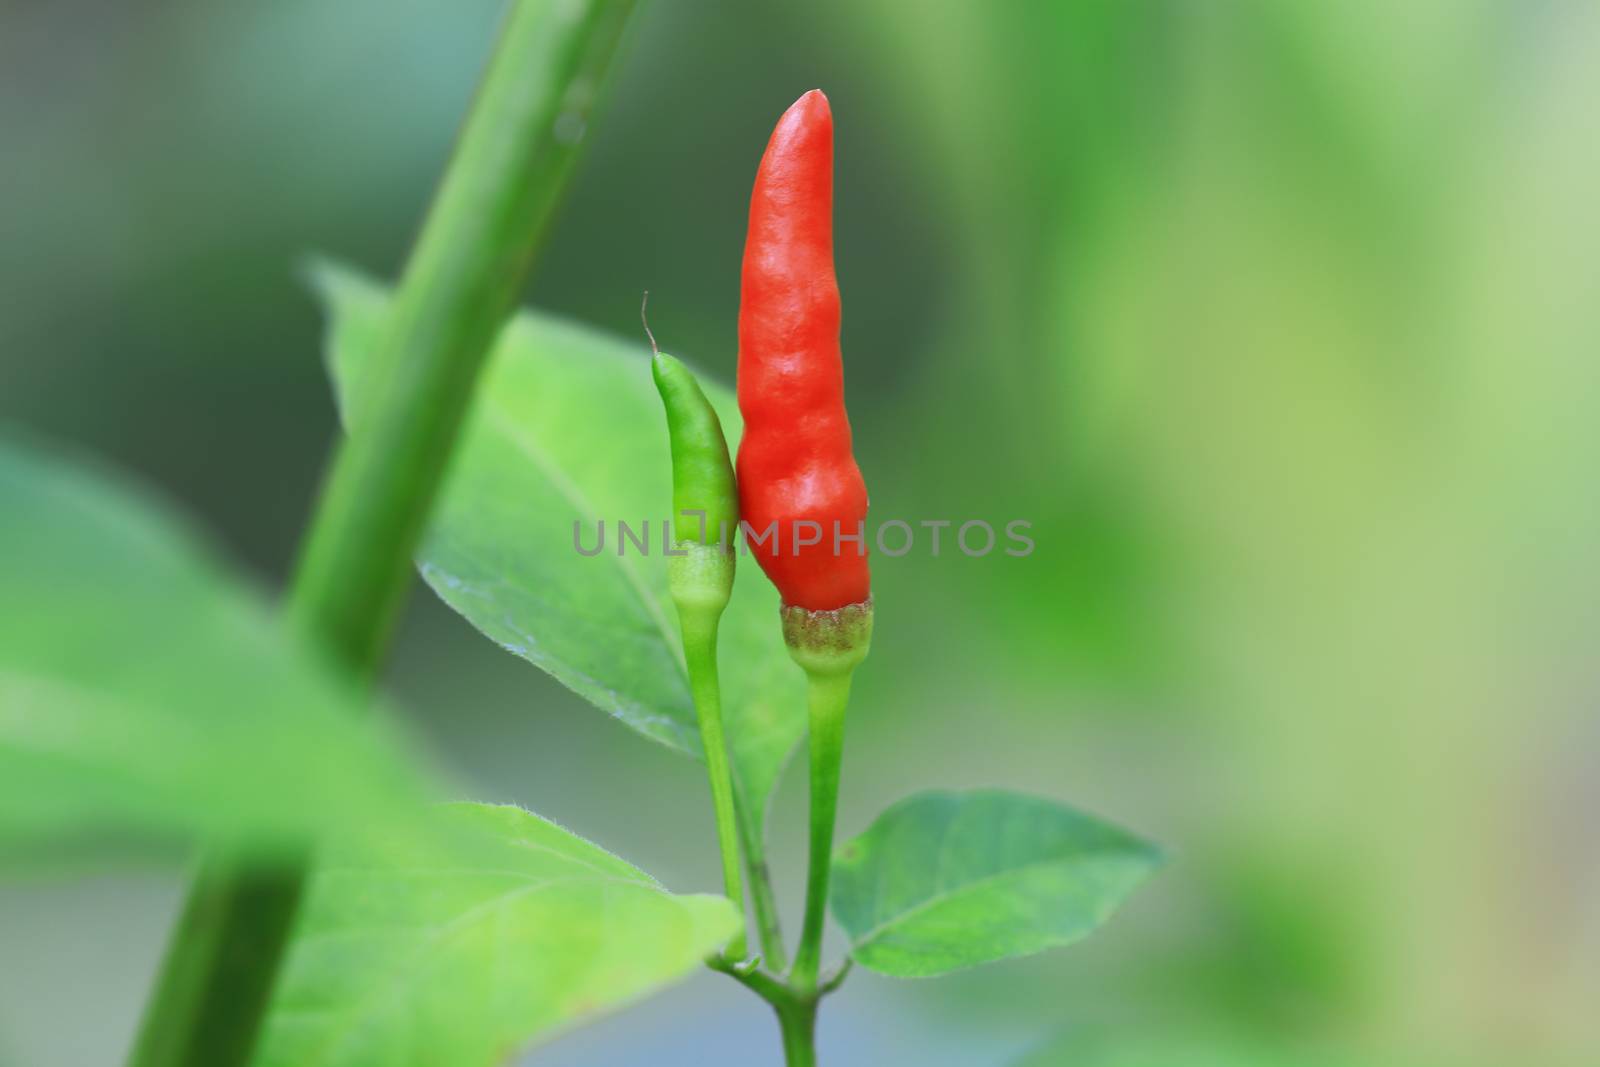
xmin=127 ymin=4 xmax=639 ymax=1065
xmin=790 ymin=668 xmax=853 ymax=992
xmin=679 ymin=605 xmax=746 ymax=959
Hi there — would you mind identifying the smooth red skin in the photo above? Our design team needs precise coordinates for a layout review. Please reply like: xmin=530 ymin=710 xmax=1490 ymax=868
xmin=737 ymin=90 xmax=870 ymax=611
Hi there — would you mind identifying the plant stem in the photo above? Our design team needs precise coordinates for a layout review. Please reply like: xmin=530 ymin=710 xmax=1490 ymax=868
xmin=818 ymin=957 xmax=853 ymax=995
xmin=678 ymin=604 xmax=746 ymax=960
xmin=124 ymin=853 xmax=306 ymax=1067
xmin=775 ymin=997 xmax=819 ymax=1067
xmin=288 ymin=0 xmax=637 ymax=672
xmin=710 ymin=956 xmax=826 ymax=1067
xmin=735 ymin=790 xmax=789 ymax=970
xmin=127 ymin=4 xmax=639 ymax=1065
xmin=790 ymin=668 xmax=853 ymax=993
xmin=712 ymin=936 xmax=850 ymax=1066
xmin=715 ymin=621 xmax=866 ymax=1061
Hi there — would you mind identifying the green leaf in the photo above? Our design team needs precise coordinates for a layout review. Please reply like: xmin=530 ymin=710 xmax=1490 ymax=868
xmin=829 ymin=789 xmax=1161 ymax=977
xmin=312 ymin=262 xmax=804 ymax=834
xmin=0 ymin=431 xmax=431 ymax=865
xmin=253 ymin=802 xmax=740 ymax=1067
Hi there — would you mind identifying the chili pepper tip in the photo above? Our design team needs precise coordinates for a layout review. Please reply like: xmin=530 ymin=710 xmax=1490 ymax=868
xmin=774 ymin=89 xmax=831 ymax=140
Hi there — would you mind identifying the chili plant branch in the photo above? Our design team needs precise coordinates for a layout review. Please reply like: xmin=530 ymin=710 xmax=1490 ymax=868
xmin=711 ymin=662 xmax=864 ymax=1065
xmin=735 ymin=791 xmax=789 ymax=969
xmin=775 ymin=997 xmax=821 ymax=1067
xmin=675 ymin=579 xmax=747 ymax=959
xmin=126 ymin=3 xmax=640 ymax=1065
xmin=707 ymin=955 xmax=841 ymax=1067
xmin=791 ymin=666 xmax=851 ymax=990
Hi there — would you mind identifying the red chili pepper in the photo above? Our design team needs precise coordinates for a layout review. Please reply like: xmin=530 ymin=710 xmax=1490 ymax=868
xmin=737 ymin=89 xmax=870 ymax=613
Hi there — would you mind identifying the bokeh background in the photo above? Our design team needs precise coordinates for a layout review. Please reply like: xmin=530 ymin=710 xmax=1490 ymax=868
xmin=3 ymin=1 xmax=1599 ymax=1064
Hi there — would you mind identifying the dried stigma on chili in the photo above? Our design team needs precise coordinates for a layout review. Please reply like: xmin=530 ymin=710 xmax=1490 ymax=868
xmin=651 ymin=348 xmax=738 ymax=611
xmin=737 ymin=89 xmax=870 ymax=624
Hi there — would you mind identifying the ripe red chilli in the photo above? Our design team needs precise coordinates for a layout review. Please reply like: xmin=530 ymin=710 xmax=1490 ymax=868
xmin=736 ymin=89 xmax=871 ymax=615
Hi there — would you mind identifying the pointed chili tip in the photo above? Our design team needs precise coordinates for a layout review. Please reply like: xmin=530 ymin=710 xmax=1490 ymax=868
xmin=650 ymin=349 xmax=703 ymax=422
xmin=650 ymin=349 xmax=686 ymax=418
xmin=762 ymin=90 xmax=833 ymax=182
xmin=788 ymin=88 xmax=830 ymax=120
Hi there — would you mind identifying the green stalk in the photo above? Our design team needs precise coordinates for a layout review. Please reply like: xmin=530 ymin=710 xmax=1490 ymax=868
xmin=710 ymin=958 xmax=820 ymax=1067
xmin=735 ymin=791 xmax=789 ymax=969
xmin=677 ymin=590 xmax=747 ymax=960
xmin=707 ymin=663 xmax=859 ymax=1066
xmin=124 ymin=853 xmax=306 ymax=1067
xmin=290 ymin=0 xmax=637 ymax=671
xmin=127 ymin=4 xmax=639 ymax=1065
xmin=790 ymin=668 xmax=853 ymax=992
xmin=775 ymin=998 xmax=819 ymax=1067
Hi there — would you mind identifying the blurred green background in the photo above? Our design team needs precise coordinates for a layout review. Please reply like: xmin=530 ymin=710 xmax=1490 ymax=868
xmin=3 ymin=1 xmax=1598 ymax=1064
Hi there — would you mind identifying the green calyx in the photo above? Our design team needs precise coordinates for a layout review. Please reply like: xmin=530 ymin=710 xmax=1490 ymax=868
xmin=668 ymin=541 xmax=735 ymax=618
xmin=781 ymin=598 xmax=873 ymax=677
xmin=651 ymin=351 xmax=739 ymax=552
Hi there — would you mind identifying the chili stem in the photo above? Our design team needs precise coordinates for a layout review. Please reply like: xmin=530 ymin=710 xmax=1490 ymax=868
xmin=790 ymin=667 xmax=853 ymax=992
xmin=735 ymin=791 xmax=789 ymax=970
xmin=127 ymin=4 xmax=639 ymax=1065
xmin=775 ymin=998 xmax=820 ymax=1067
xmin=124 ymin=854 xmax=306 ymax=1067
xmin=709 ymin=955 xmax=822 ymax=1066
xmin=678 ymin=605 xmax=747 ymax=959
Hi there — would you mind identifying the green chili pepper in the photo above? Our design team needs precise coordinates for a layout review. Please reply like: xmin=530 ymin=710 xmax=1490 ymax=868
xmin=651 ymin=350 xmax=739 ymax=555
